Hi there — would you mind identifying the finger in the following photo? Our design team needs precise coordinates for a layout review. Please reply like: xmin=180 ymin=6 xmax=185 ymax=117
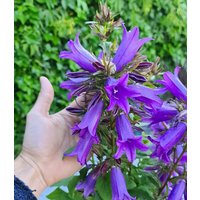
xmin=31 ymin=76 xmax=54 ymax=115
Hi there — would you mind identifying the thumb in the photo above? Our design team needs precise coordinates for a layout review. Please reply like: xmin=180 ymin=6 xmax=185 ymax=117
xmin=31 ymin=76 xmax=54 ymax=115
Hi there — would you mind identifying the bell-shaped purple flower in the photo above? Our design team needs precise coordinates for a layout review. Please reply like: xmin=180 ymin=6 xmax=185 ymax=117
xmin=130 ymin=84 xmax=163 ymax=109
xmin=75 ymin=97 xmax=104 ymax=137
xmin=60 ymin=70 xmax=94 ymax=100
xmin=59 ymin=33 xmax=99 ymax=72
xmin=65 ymin=132 xmax=97 ymax=165
xmin=148 ymin=122 xmax=187 ymax=162
xmin=111 ymin=167 xmax=136 ymax=200
xmin=143 ymin=101 xmax=178 ymax=124
xmin=60 ymin=79 xmax=90 ymax=100
xmin=114 ymin=114 xmax=148 ymax=162
xmin=113 ymin=24 xmax=152 ymax=71
xmin=157 ymin=66 xmax=187 ymax=102
xmin=105 ymin=73 xmax=139 ymax=114
xmin=76 ymin=167 xmax=101 ymax=197
xmin=168 ymin=180 xmax=186 ymax=200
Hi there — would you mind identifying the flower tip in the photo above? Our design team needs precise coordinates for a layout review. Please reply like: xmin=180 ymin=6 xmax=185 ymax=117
xmin=75 ymin=31 xmax=81 ymax=39
xmin=59 ymin=51 xmax=67 ymax=58
xmin=121 ymin=23 xmax=127 ymax=34
xmin=59 ymin=82 xmax=65 ymax=88
xmin=174 ymin=66 xmax=181 ymax=76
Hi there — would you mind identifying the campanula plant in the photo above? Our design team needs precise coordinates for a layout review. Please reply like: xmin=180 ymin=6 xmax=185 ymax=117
xmin=57 ymin=3 xmax=187 ymax=200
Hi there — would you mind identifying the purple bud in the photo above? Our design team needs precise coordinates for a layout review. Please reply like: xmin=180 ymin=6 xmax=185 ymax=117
xmin=115 ymin=158 xmax=121 ymax=165
xmin=71 ymin=84 xmax=90 ymax=96
xmin=66 ymin=107 xmax=85 ymax=114
xmin=92 ymin=61 xmax=105 ymax=70
xmin=137 ymin=62 xmax=152 ymax=69
xmin=67 ymin=71 xmax=91 ymax=81
xmin=87 ymin=92 xmax=102 ymax=110
xmin=129 ymin=72 xmax=147 ymax=83
xmin=144 ymin=166 xmax=160 ymax=171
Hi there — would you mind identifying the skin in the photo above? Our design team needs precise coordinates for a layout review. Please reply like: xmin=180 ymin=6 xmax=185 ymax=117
xmin=14 ymin=77 xmax=87 ymax=197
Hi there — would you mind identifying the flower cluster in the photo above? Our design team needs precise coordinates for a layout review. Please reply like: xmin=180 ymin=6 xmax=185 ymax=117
xmin=59 ymin=5 xmax=187 ymax=199
xmin=145 ymin=66 xmax=187 ymax=199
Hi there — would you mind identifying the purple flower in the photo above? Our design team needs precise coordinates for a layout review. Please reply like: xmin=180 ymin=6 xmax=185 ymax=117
xmin=111 ymin=167 xmax=136 ymax=200
xmin=157 ymin=66 xmax=187 ymax=102
xmin=130 ymin=84 xmax=163 ymax=109
xmin=65 ymin=132 xmax=97 ymax=165
xmin=60 ymin=24 xmax=152 ymax=74
xmin=113 ymin=24 xmax=152 ymax=71
xmin=105 ymin=74 xmax=139 ymax=114
xmin=60 ymin=79 xmax=90 ymax=100
xmin=76 ymin=167 xmax=101 ymax=197
xmin=143 ymin=101 xmax=179 ymax=124
xmin=150 ymin=122 xmax=169 ymax=135
xmin=75 ymin=97 xmax=104 ymax=137
xmin=175 ymin=145 xmax=187 ymax=164
xmin=114 ymin=114 xmax=148 ymax=162
xmin=148 ymin=122 xmax=187 ymax=162
xmin=168 ymin=180 xmax=186 ymax=200
xmin=59 ymin=33 xmax=99 ymax=72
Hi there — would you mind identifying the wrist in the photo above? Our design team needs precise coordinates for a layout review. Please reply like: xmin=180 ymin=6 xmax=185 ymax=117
xmin=14 ymin=153 xmax=48 ymax=198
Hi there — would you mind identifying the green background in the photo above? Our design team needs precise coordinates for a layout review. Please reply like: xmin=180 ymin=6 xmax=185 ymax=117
xmin=14 ymin=0 xmax=186 ymax=156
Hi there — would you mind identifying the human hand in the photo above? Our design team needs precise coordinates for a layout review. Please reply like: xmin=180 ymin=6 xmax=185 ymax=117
xmin=15 ymin=77 xmax=86 ymax=197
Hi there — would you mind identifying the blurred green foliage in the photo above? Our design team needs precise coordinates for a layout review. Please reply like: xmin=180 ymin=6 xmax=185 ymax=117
xmin=14 ymin=0 xmax=186 ymax=158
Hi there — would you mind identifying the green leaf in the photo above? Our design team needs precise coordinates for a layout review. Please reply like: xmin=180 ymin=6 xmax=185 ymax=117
xmin=79 ymin=167 xmax=89 ymax=179
xmin=94 ymin=192 xmax=103 ymax=200
xmin=53 ymin=177 xmax=73 ymax=187
xmin=61 ymin=0 xmax=67 ymax=9
xmin=46 ymin=188 xmax=69 ymax=200
xmin=129 ymin=186 xmax=154 ymax=200
xmin=96 ymin=173 xmax=112 ymax=200
xmin=67 ymin=176 xmax=81 ymax=193
xmin=142 ymin=0 xmax=153 ymax=15
xmin=125 ymin=175 xmax=137 ymax=190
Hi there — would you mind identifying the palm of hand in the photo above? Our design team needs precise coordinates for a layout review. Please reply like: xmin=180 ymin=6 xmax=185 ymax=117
xmin=21 ymin=77 xmax=82 ymax=185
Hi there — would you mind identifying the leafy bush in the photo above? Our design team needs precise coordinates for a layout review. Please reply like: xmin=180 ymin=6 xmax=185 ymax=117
xmin=14 ymin=0 xmax=186 ymax=160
